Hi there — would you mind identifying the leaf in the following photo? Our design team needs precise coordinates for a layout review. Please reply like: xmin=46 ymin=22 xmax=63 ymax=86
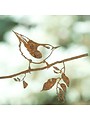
xmin=53 ymin=66 xmax=60 ymax=71
xmin=17 ymin=77 xmax=21 ymax=82
xmin=53 ymin=70 xmax=59 ymax=74
xmin=42 ymin=78 xmax=57 ymax=91
xmin=13 ymin=78 xmax=18 ymax=81
xmin=23 ymin=81 xmax=28 ymax=88
xmin=58 ymin=89 xmax=64 ymax=101
xmin=13 ymin=77 xmax=21 ymax=82
xmin=60 ymin=83 xmax=66 ymax=92
xmin=57 ymin=88 xmax=65 ymax=101
xmin=61 ymin=73 xmax=69 ymax=87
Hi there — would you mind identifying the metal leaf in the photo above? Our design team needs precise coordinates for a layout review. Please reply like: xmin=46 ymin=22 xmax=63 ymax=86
xmin=61 ymin=73 xmax=69 ymax=87
xmin=60 ymin=83 xmax=66 ymax=92
xmin=53 ymin=66 xmax=60 ymax=71
xmin=23 ymin=81 xmax=28 ymax=88
xmin=41 ymin=78 xmax=57 ymax=91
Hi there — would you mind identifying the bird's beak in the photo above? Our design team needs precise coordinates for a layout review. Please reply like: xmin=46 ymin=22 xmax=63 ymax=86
xmin=12 ymin=30 xmax=27 ymax=44
xmin=53 ymin=46 xmax=61 ymax=49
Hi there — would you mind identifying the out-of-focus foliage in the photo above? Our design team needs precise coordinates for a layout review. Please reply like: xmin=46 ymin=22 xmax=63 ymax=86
xmin=0 ymin=15 xmax=89 ymax=105
xmin=0 ymin=15 xmax=36 ymax=42
xmin=0 ymin=16 xmax=18 ymax=42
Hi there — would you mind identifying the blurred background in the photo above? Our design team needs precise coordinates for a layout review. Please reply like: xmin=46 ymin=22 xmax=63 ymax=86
xmin=0 ymin=15 xmax=89 ymax=105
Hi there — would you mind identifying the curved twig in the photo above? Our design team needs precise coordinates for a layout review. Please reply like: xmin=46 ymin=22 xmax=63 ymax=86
xmin=0 ymin=53 xmax=88 ymax=79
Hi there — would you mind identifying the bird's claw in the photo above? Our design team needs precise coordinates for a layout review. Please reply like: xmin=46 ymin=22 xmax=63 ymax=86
xmin=28 ymin=59 xmax=32 ymax=74
xmin=43 ymin=60 xmax=50 ymax=68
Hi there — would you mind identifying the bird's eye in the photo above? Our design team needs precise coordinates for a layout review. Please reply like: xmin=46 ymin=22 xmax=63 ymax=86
xmin=44 ymin=45 xmax=51 ymax=49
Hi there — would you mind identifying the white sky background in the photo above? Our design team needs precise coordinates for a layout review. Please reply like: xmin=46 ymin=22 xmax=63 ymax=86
xmin=0 ymin=0 xmax=90 ymax=120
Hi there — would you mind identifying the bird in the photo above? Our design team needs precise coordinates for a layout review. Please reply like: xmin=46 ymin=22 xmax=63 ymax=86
xmin=13 ymin=31 xmax=60 ymax=68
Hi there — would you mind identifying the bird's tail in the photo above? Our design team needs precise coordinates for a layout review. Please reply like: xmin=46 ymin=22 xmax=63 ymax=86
xmin=12 ymin=30 xmax=28 ymax=45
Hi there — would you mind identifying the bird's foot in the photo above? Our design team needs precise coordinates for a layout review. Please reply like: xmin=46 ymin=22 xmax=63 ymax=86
xmin=43 ymin=60 xmax=50 ymax=69
xmin=28 ymin=59 xmax=32 ymax=74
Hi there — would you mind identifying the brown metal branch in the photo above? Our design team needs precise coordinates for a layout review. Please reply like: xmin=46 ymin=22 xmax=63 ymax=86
xmin=0 ymin=53 xmax=88 ymax=79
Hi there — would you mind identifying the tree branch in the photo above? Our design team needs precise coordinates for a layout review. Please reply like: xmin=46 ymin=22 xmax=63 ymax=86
xmin=0 ymin=53 xmax=88 ymax=79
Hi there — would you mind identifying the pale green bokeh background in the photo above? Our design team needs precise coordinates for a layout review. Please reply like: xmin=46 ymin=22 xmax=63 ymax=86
xmin=0 ymin=15 xmax=89 ymax=105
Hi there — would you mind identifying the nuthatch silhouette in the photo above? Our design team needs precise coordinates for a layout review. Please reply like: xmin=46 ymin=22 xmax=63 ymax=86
xmin=13 ymin=31 xmax=60 ymax=68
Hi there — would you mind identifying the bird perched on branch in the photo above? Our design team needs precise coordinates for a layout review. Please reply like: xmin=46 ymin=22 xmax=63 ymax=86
xmin=13 ymin=31 xmax=60 ymax=68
